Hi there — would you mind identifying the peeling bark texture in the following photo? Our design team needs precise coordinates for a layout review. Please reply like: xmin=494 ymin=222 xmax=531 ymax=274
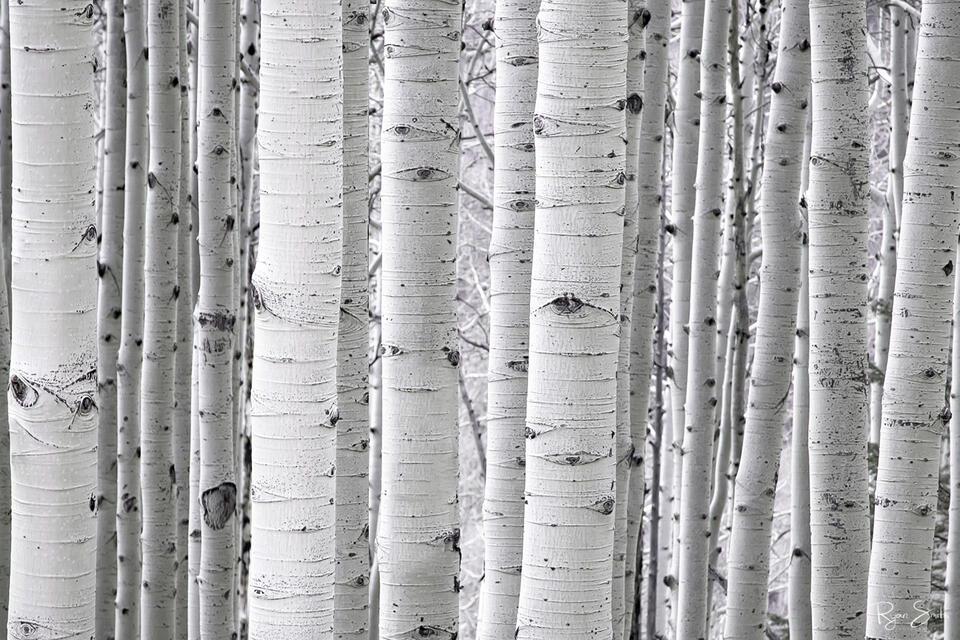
xmin=196 ymin=0 xmax=239 ymax=631
xmin=474 ymin=0 xmax=537 ymax=634
xmin=247 ymin=0 xmax=342 ymax=636
xmin=514 ymin=0 xmax=626 ymax=635
xmin=173 ymin=8 xmax=194 ymax=637
xmin=624 ymin=0 xmax=668 ymax=637
xmin=806 ymin=0 xmax=871 ymax=637
xmin=96 ymin=0 xmax=126 ymax=637
xmin=116 ymin=1 xmax=147 ymax=637
xmin=6 ymin=0 xmax=99 ymax=636
xmin=334 ymin=0 xmax=370 ymax=634
xmin=947 ymin=225 xmax=960 ymax=640
xmin=722 ymin=0 xmax=809 ymax=636
xmin=666 ymin=0 xmax=704 ymax=603
xmin=866 ymin=3 xmax=960 ymax=638
xmin=674 ymin=0 xmax=728 ymax=636
xmin=375 ymin=0 xmax=461 ymax=633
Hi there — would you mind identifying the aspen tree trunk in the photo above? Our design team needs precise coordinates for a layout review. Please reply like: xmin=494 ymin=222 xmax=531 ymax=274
xmin=474 ymin=0 xmax=537 ymax=632
xmin=188 ymin=352 xmax=201 ymax=640
xmin=947 ymin=233 xmax=960 ymax=640
xmin=787 ymin=119 xmax=813 ymax=640
xmin=141 ymin=0 xmax=182 ymax=634
xmin=6 ymin=0 xmax=99 ymax=636
xmin=174 ymin=10 xmax=194 ymax=636
xmin=666 ymin=0 xmax=704 ymax=597
xmin=722 ymin=0 xmax=809 ymax=635
xmin=870 ymin=4 xmax=908 ymax=446
xmin=96 ymin=0 xmax=125 ymax=636
xmin=0 ymin=0 xmax=8 ymax=299
xmin=866 ymin=3 xmax=960 ymax=637
xmin=674 ymin=0 xmax=728 ymax=635
xmin=115 ymin=1 xmax=148 ymax=637
xmin=334 ymin=0 xmax=371 ymax=635
xmin=624 ymin=1 xmax=669 ymax=636
xmin=197 ymin=0 xmax=239 ymax=631
xmin=247 ymin=0 xmax=342 ymax=634
xmin=612 ymin=3 xmax=646 ymax=634
xmin=515 ymin=0 xmax=626 ymax=635
xmin=806 ymin=0 xmax=871 ymax=637
xmin=376 ymin=0 xmax=461 ymax=633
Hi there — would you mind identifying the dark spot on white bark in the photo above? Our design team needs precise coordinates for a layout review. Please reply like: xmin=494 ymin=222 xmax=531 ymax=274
xmin=550 ymin=293 xmax=583 ymax=314
xmin=201 ymin=482 xmax=237 ymax=530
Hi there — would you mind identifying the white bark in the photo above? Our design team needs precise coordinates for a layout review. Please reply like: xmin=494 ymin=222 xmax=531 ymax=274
xmin=947 ymin=232 xmax=960 ymax=640
xmin=514 ymin=0 xmax=626 ymax=635
xmin=474 ymin=0 xmax=537 ymax=633
xmin=376 ymin=0 xmax=461 ymax=634
xmin=247 ymin=0 xmax=342 ymax=635
xmin=196 ymin=0 xmax=238 ymax=631
xmin=807 ymin=0 xmax=871 ymax=637
xmin=866 ymin=3 xmax=960 ymax=637
xmin=6 ymin=0 xmax=99 ymax=636
xmin=97 ymin=0 xmax=125 ymax=635
xmin=722 ymin=0 xmax=809 ymax=635
xmin=0 ymin=0 xmax=9 ymax=620
xmin=334 ymin=0 xmax=370 ymax=635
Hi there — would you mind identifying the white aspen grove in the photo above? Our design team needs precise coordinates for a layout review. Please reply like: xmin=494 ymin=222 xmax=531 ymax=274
xmin=376 ymin=0 xmax=462 ymax=632
xmin=474 ymin=0 xmax=537 ymax=632
xmin=247 ymin=0 xmax=342 ymax=634
xmin=514 ymin=0 xmax=626 ymax=635
xmin=806 ymin=0 xmax=871 ymax=637
xmin=722 ymin=0 xmax=809 ymax=634
xmin=6 ymin=0 xmax=99 ymax=637
xmin=334 ymin=0 xmax=370 ymax=634
xmin=866 ymin=3 xmax=960 ymax=637
xmin=140 ymin=0 xmax=182 ymax=634
xmin=674 ymin=0 xmax=728 ymax=635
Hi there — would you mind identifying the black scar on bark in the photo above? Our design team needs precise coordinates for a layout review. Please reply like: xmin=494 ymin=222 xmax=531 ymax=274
xmin=10 ymin=375 xmax=38 ymax=408
xmin=550 ymin=294 xmax=583 ymax=314
xmin=944 ymin=260 xmax=953 ymax=277
xmin=626 ymin=93 xmax=643 ymax=114
xmin=201 ymin=482 xmax=237 ymax=530
xmin=198 ymin=310 xmax=237 ymax=331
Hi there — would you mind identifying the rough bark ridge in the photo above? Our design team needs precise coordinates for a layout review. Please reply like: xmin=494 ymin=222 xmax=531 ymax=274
xmin=474 ymin=0 xmax=537 ymax=633
xmin=376 ymin=0 xmax=462 ymax=635
xmin=6 ymin=0 xmax=99 ymax=637
xmin=806 ymin=0 xmax=871 ymax=637
xmin=721 ymin=0 xmax=809 ymax=635
xmin=514 ymin=0 xmax=626 ymax=635
xmin=866 ymin=3 xmax=960 ymax=637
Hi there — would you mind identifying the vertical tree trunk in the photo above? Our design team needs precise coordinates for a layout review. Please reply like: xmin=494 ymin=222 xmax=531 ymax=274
xmin=722 ymin=0 xmax=809 ymax=636
xmin=96 ymin=0 xmax=126 ymax=636
xmin=866 ymin=3 xmax=960 ymax=637
xmin=334 ymin=0 xmax=371 ymax=635
xmin=0 ymin=0 xmax=9 ymax=298
xmin=665 ymin=0 xmax=704 ymax=599
xmin=376 ymin=0 xmax=461 ymax=633
xmin=947 ymin=227 xmax=960 ymax=640
xmin=807 ymin=0 xmax=871 ymax=637
xmin=0 ymin=0 xmax=10 ymax=621
xmin=6 ymin=0 xmax=99 ymax=635
xmin=474 ymin=0 xmax=537 ymax=633
xmin=247 ymin=0 xmax=342 ymax=634
xmin=197 ymin=0 xmax=238 ymax=632
xmin=674 ymin=0 xmax=728 ymax=635
xmin=141 ymin=0 xmax=182 ymax=635
xmin=514 ymin=0 xmax=626 ymax=635
xmin=116 ymin=1 xmax=148 ymax=637
xmin=624 ymin=0 xmax=669 ymax=636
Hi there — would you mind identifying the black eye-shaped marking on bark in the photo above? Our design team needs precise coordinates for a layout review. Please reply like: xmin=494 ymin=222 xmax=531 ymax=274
xmin=10 ymin=375 xmax=38 ymax=408
xmin=446 ymin=349 xmax=460 ymax=367
xmin=626 ymin=93 xmax=643 ymax=114
xmin=9 ymin=619 xmax=70 ymax=640
xmin=505 ymin=199 xmax=532 ymax=212
xmin=640 ymin=7 xmax=651 ymax=26
xmin=506 ymin=55 xmax=533 ymax=67
xmin=771 ymin=81 xmax=783 ymax=94
xmin=77 ymin=394 xmax=97 ymax=416
xmin=532 ymin=115 xmax=545 ymax=135
xmin=482 ymin=17 xmax=493 ymax=31
xmin=84 ymin=224 xmax=98 ymax=242
xmin=550 ymin=294 xmax=583 ymax=315
xmin=945 ymin=260 xmax=954 ymax=277
xmin=394 ymin=167 xmax=450 ymax=183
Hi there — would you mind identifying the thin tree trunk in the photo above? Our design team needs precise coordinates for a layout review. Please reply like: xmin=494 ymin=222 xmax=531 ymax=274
xmin=806 ymin=0 xmax=871 ymax=637
xmin=0 ymin=0 xmax=9 ymax=302
xmin=6 ymin=0 xmax=99 ymax=635
xmin=515 ymin=0 xmax=626 ymax=635
xmin=474 ymin=0 xmax=537 ymax=632
xmin=866 ymin=3 xmax=960 ymax=637
xmin=197 ymin=0 xmax=239 ymax=631
xmin=722 ymin=0 xmax=809 ymax=636
xmin=674 ymin=0 xmax=728 ymax=635
xmin=946 ymin=225 xmax=960 ymax=640
xmin=141 ymin=0 xmax=182 ymax=634
xmin=376 ymin=0 xmax=461 ymax=633
xmin=0 ymin=0 xmax=10 ymax=621
xmin=334 ymin=0 xmax=370 ymax=637
xmin=96 ymin=0 xmax=126 ymax=636
xmin=188 ymin=348 xmax=201 ymax=640
xmin=665 ymin=0 xmax=704 ymax=601
xmin=624 ymin=1 xmax=669 ymax=637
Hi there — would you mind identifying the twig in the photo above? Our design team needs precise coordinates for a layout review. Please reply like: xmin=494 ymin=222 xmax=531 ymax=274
xmin=459 ymin=80 xmax=495 ymax=165
xmin=459 ymin=374 xmax=487 ymax=479
xmin=459 ymin=180 xmax=493 ymax=210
